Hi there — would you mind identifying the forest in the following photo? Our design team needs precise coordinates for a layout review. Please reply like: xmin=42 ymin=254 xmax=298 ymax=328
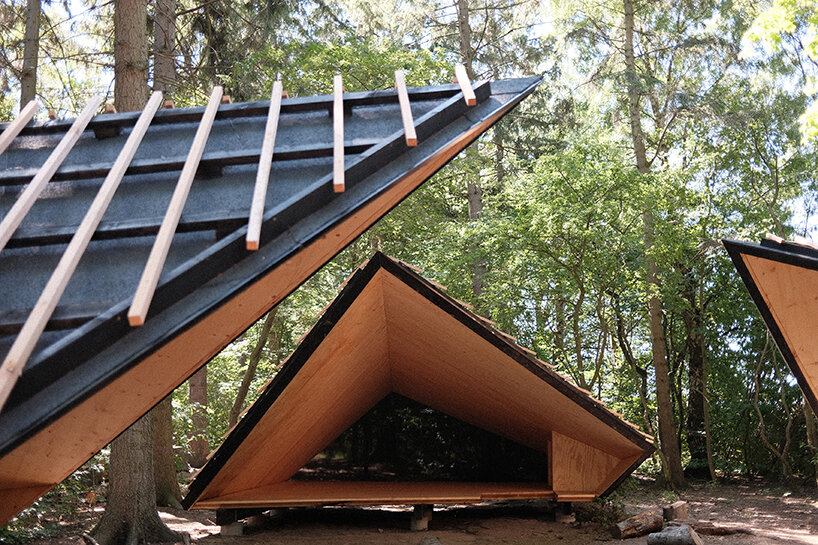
xmin=2 ymin=0 xmax=818 ymax=542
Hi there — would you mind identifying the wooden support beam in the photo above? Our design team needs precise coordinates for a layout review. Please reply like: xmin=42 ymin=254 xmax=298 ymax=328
xmin=333 ymin=74 xmax=345 ymax=193
xmin=0 ymin=100 xmax=39 ymax=157
xmin=395 ymin=70 xmax=417 ymax=146
xmin=0 ymin=95 xmax=102 ymax=253
xmin=128 ymin=86 xmax=223 ymax=326
xmin=247 ymin=79 xmax=284 ymax=251
xmin=0 ymin=92 xmax=163 ymax=414
xmin=454 ymin=64 xmax=477 ymax=106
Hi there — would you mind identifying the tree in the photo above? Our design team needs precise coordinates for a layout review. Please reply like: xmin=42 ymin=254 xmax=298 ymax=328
xmin=91 ymin=0 xmax=180 ymax=541
xmin=20 ymin=0 xmax=39 ymax=104
xmin=150 ymin=0 xmax=182 ymax=508
xmin=622 ymin=0 xmax=685 ymax=488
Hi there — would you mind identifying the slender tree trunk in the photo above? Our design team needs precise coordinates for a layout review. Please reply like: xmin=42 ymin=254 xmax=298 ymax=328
xmin=20 ymin=0 xmax=40 ymax=105
xmin=148 ymin=0 xmax=181 ymax=509
xmin=153 ymin=0 xmax=176 ymax=95
xmin=684 ymin=296 xmax=710 ymax=479
xmin=623 ymin=0 xmax=684 ymax=489
xmin=152 ymin=396 xmax=182 ymax=508
xmin=803 ymin=394 xmax=818 ymax=487
xmin=93 ymin=2 xmax=180 ymax=542
xmin=229 ymin=309 xmax=280 ymax=429
xmin=188 ymin=366 xmax=209 ymax=468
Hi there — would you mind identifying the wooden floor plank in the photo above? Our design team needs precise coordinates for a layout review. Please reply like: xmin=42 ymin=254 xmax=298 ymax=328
xmin=454 ymin=64 xmax=477 ymax=106
xmin=246 ymin=80 xmax=284 ymax=251
xmin=333 ymin=74 xmax=345 ymax=193
xmin=128 ymin=86 xmax=223 ymax=326
xmin=194 ymin=481 xmax=555 ymax=509
xmin=0 ymin=92 xmax=163 ymax=413
xmin=395 ymin=70 xmax=418 ymax=147
xmin=0 ymin=95 xmax=102 ymax=253
xmin=0 ymin=100 xmax=39 ymax=157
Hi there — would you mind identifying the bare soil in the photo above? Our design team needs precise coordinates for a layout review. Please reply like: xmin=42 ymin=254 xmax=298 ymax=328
xmin=23 ymin=479 xmax=818 ymax=545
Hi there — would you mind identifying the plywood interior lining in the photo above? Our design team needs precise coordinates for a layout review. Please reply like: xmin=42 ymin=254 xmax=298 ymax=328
xmin=743 ymin=255 xmax=818 ymax=398
xmin=380 ymin=272 xmax=643 ymax=458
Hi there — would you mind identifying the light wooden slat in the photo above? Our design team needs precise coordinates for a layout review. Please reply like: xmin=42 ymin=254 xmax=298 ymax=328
xmin=246 ymin=79 xmax=284 ymax=251
xmin=128 ymin=86 xmax=223 ymax=326
xmin=0 ymin=92 xmax=164 ymax=414
xmin=454 ymin=64 xmax=477 ymax=106
xmin=394 ymin=70 xmax=417 ymax=146
xmin=0 ymin=95 xmax=102 ymax=253
xmin=333 ymin=74 xmax=345 ymax=193
xmin=0 ymin=100 xmax=39 ymax=157
xmin=194 ymin=481 xmax=556 ymax=509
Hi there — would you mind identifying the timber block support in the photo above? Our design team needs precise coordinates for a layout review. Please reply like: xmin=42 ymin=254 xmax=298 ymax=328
xmin=411 ymin=504 xmax=433 ymax=531
xmin=220 ymin=522 xmax=245 ymax=536
xmin=215 ymin=507 xmax=265 ymax=525
xmin=555 ymin=501 xmax=575 ymax=524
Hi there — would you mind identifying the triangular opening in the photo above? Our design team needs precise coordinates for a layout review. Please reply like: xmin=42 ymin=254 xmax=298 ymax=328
xmin=293 ymin=393 xmax=550 ymax=483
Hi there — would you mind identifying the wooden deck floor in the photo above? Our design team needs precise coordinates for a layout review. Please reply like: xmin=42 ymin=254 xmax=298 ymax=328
xmin=194 ymin=481 xmax=556 ymax=509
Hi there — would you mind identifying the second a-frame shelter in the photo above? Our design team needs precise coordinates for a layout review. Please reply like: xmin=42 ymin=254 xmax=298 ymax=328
xmin=725 ymin=236 xmax=818 ymax=414
xmin=183 ymin=253 xmax=654 ymax=511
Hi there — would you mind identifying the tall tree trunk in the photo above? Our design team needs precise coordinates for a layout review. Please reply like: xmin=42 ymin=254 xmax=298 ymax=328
xmin=93 ymin=2 xmax=180 ymax=542
xmin=229 ymin=309 xmax=280 ymax=429
xmin=456 ymin=0 xmax=486 ymax=301
xmin=149 ymin=0 xmax=181 ymax=509
xmin=188 ymin=366 xmax=209 ymax=468
xmin=153 ymin=0 xmax=176 ymax=95
xmin=20 ymin=0 xmax=40 ymax=105
xmin=622 ymin=0 xmax=685 ymax=489
xmin=152 ymin=396 xmax=182 ymax=508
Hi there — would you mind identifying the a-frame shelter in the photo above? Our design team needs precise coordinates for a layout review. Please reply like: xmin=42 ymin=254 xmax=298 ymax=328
xmin=0 ymin=74 xmax=540 ymax=523
xmin=725 ymin=236 xmax=818 ymax=414
xmin=183 ymin=253 xmax=654 ymax=512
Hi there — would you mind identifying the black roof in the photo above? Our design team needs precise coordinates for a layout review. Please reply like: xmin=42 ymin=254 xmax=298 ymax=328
xmin=0 ymin=76 xmax=541 ymax=459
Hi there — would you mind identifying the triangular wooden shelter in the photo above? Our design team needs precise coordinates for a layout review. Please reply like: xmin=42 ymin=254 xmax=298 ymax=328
xmin=183 ymin=253 xmax=654 ymax=512
xmin=0 ymin=72 xmax=540 ymax=523
xmin=725 ymin=236 xmax=818 ymax=414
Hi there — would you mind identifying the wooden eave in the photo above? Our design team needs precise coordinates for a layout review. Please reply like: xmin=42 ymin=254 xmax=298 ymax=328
xmin=183 ymin=253 xmax=654 ymax=510
xmin=0 ymin=76 xmax=541 ymax=524
xmin=724 ymin=238 xmax=818 ymax=414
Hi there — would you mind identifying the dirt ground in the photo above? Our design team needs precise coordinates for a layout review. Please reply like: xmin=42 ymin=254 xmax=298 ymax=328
xmin=24 ymin=479 xmax=818 ymax=545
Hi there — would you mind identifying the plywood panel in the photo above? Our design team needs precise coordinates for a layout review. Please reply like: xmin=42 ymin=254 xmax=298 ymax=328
xmin=199 ymin=273 xmax=391 ymax=500
xmin=380 ymin=273 xmax=643 ymax=460
xmin=550 ymin=431 xmax=637 ymax=497
xmin=0 ymin=104 xmax=520 ymax=523
xmin=0 ymin=483 xmax=53 ymax=523
xmin=743 ymin=254 xmax=818 ymax=398
xmin=194 ymin=481 xmax=555 ymax=509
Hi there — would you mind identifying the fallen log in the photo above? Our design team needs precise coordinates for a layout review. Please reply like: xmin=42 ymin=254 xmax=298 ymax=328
xmin=614 ymin=511 xmax=664 ymax=539
xmin=647 ymin=525 xmax=703 ymax=545
xmin=669 ymin=519 xmax=754 ymax=536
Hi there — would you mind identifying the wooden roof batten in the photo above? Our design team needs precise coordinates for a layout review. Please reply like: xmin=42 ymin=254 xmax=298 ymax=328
xmin=183 ymin=252 xmax=654 ymax=510
xmin=0 ymin=74 xmax=540 ymax=524
xmin=724 ymin=236 xmax=818 ymax=415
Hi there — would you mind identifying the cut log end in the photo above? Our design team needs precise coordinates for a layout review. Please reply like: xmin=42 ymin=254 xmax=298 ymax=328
xmin=614 ymin=511 xmax=664 ymax=539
